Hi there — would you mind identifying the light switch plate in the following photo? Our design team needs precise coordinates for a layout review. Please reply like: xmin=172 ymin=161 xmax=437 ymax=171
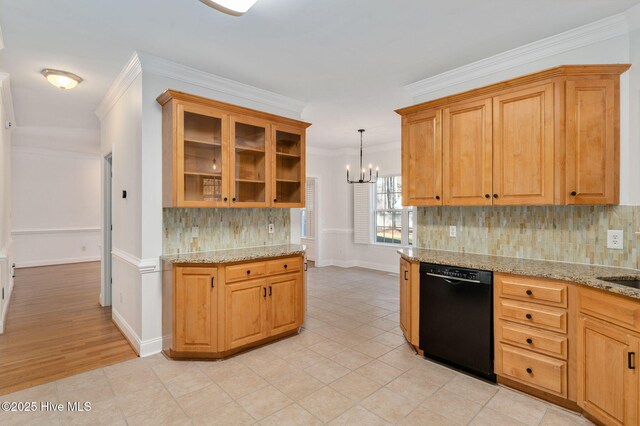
xmin=607 ymin=230 xmax=623 ymax=250
xmin=268 ymin=224 xmax=274 ymax=234
xmin=449 ymin=225 xmax=457 ymax=238
xmin=191 ymin=226 xmax=199 ymax=238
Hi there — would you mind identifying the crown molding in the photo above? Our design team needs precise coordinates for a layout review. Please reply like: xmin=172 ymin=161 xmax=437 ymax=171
xmin=0 ymin=73 xmax=15 ymax=127
xmin=405 ymin=12 xmax=630 ymax=100
xmin=95 ymin=52 xmax=142 ymax=121
xmin=138 ymin=51 xmax=306 ymax=118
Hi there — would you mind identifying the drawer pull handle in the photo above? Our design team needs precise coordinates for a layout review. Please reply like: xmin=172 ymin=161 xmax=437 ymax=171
xmin=269 ymin=286 xmax=272 ymax=296
xmin=211 ymin=277 xmax=215 ymax=288
xmin=526 ymin=368 xmax=533 ymax=374
xmin=526 ymin=338 xmax=533 ymax=345
xmin=630 ymin=352 xmax=636 ymax=370
xmin=263 ymin=287 xmax=266 ymax=298
xmin=526 ymin=290 xmax=533 ymax=296
xmin=525 ymin=313 xmax=532 ymax=320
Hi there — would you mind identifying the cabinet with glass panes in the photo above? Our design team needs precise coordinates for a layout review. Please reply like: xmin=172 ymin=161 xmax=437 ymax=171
xmin=158 ymin=90 xmax=310 ymax=209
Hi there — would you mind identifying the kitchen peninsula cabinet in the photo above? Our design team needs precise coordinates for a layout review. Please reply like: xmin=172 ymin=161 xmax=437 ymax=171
xmin=397 ymin=65 xmax=630 ymax=207
xmin=157 ymin=90 xmax=311 ymax=208
xmin=162 ymin=247 xmax=306 ymax=359
xmin=399 ymin=257 xmax=419 ymax=347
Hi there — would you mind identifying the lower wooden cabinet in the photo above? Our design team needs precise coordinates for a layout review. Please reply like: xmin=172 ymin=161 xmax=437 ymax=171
xmin=399 ymin=258 xmax=420 ymax=347
xmin=164 ymin=255 xmax=305 ymax=358
xmin=577 ymin=288 xmax=640 ymax=426
xmin=173 ymin=267 xmax=218 ymax=353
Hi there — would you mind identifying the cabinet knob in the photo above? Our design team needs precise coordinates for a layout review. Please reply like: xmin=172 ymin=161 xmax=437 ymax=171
xmin=224 ymin=197 xmax=228 ymax=202
xmin=273 ymin=198 xmax=277 ymax=203
xmin=232 ymin=197 xmax=237 ymax=202
xmin=526 ymin=368 xmax=533 ymax=374
xmin=246 ymin=270 xmax=251 ymax=275
xmin=526 ymin=338 xmax=533 ymax=344
xmin=526 ymin=290 xmax=533 ymax=296
xmin=284 ymin=264 xmax=288 ymax=269
xmin=485 ymin=194 xmax=490 ymax=199
xmin=570 ymin=191 xmax=577 ymax=196
xmin=435 ymin=195 xmax=440 ymax=200
xmin=526 ymin=313 xmax=532 ymax=320
xmin=493 ymin=194 xmax=498 ymax=198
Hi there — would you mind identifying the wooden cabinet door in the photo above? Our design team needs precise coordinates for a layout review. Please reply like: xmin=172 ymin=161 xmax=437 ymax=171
xmin=177 ymin=103 xmax=230 ymax=207
xmin=229 ymin=115 xmax=272 ymax=208
xmin=566 ymin=79 xmax=618 ymax=205
xmin=443 ymin=98 xmax=493 ymax=206
xmin=577 ymin=316 xmax=639 ymax=426
xmin=267 ymin=274 xmax=302 ymax=336
xmin=399 ymin=258 xmax=411 ymax=340
xmin=402 ymin=109 xmax=442 ymax=206
xmin=225 ymin=279 xmax=269 ymax=350
xmin=271 ymin=124 xmax=305 ymax=208
xmin=492 ymin=84 xmax=555 ymax=205
xmin=174 ymin=267 xmax=217 ymax=353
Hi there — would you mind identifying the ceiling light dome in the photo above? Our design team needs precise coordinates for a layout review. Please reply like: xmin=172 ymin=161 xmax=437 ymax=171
xmin=41 ymin=69 xmax=83 ymax=90
xmin=199 ymin=0 xmax=259 ymax=16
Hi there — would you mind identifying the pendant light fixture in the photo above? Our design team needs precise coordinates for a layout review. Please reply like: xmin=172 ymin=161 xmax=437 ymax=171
xmin=346 ymin=129 xmax=379 ymax=184
xmin=199 ymin=0 xmax=259 ymax=16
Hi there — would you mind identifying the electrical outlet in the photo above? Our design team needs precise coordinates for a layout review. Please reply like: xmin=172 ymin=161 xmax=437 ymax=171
xmin=607 ymin=230 xmax=624 ymax=250
xmin=191 ymin=226 xmax=199 ymax=239
xmin=449 ymin=225 xmax=457 ymax=238
xmin=268 ymin=223 xmax=274 ymax=234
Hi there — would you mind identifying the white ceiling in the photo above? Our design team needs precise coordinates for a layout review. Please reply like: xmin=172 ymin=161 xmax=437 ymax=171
xmin=1 ymin=0 xmax=638 ymax=148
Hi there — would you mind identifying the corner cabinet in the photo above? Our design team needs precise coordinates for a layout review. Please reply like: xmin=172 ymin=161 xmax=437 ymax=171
xmin=163 ymin=255 xmax=306 ymax=359
xmin=158 ymin=90 xmax=310 ymax=208
xmin=397 ymin=65 xmax=630 ymax=207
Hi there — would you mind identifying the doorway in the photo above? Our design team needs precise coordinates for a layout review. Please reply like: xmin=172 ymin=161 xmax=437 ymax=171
xmin=101 ymin=154 xmax=112 ymax=307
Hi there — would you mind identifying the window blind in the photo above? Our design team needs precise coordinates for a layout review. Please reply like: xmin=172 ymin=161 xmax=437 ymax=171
xmin=353 ymin=184 xmax=372 ymax=244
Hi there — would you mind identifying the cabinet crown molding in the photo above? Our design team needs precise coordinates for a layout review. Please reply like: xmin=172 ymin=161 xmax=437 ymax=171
xmin=396 ymin=64 xmax=630 ymax=116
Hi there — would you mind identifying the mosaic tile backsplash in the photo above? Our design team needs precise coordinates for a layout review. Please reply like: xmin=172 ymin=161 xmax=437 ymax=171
xmin=163 ymin=208 xmax=290 ymax=254
xmin=416 ymin=206 xmax=639 ymax=269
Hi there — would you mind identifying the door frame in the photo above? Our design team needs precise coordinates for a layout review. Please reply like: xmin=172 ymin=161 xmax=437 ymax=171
xmin=101 ymin=154 xmax=113 ymax=307
xmin=300 ymin=175 xmax=320 ymax=264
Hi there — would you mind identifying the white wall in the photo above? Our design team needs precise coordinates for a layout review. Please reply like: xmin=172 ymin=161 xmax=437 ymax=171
xmin=11 ymin=127 xmax=101 ymax=267
xmin=0 ymin=74 xmax=15 ymax=334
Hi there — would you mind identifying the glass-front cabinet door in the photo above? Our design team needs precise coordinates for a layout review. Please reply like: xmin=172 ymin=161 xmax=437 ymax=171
xmin=272 ymin=124 xmax=305 ymax=208
xmin=178 ymin=104 xmax=229 ymax=207
xmin=230 ymin=115 xmax=271 ymax=207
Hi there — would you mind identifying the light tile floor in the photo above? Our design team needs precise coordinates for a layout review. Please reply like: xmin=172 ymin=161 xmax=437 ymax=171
xmin=0 ymin=265 xmax=593 ymax=425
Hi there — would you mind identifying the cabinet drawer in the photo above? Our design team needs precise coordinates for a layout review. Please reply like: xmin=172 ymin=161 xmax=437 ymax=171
xmin=226 ymin=262 xmax=267 ymax=283
xmin=579 ymin=287 xmax=640 ymax=334
xmin=498 ymin=321 xmax=567 ymax=360
xmin=267 ymin=257 xmax=301 ymax=275
xmin=498 ymin=344 xmax=567 ymax=397
xmin=499 ymin=300 xmax=567 ymax=334
xmin=497 ymin=274 xmax=568 ymax=308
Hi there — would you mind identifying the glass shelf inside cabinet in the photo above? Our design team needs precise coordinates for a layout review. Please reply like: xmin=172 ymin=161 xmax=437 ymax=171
xmin=235 ymin=121 xmax=267 ymax=203
xmin=183 ymin=111 xmax=223 ymax=202
xmin=275 ymin=130 xmax=302 ymax=204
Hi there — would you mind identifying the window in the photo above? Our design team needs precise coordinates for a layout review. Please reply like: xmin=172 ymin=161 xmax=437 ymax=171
xmin=301 ymin=178 xmax=316 ymax=239
xmin=374 ymin=176 xmax=414 ymax=246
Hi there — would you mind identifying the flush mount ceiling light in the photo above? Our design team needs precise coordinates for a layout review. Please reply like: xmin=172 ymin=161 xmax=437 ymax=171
xmin=199 ymin=0 xmax=259 ymax=16
xmin=41 ymin=69 xmax=83 ymax=90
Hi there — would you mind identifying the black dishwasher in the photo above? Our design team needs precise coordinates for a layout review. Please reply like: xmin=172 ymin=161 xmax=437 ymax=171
xmin=419 ymin=263 xmax=495 ymax=382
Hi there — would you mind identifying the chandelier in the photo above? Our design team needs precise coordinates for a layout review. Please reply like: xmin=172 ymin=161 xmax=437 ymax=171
xmin=346 ymin=129 xmax=379 ymax=184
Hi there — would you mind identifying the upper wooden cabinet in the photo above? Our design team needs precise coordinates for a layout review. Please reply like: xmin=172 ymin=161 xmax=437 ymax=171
xmin=158 ymin=90 xmax=311 ymax=208
xmin=443 ymin=98 xmax=493 ymax=206
xmin=402 ymin=109 xmax=442 ymax=205
xmin=397 ymin=65 xmax=630 ymax=207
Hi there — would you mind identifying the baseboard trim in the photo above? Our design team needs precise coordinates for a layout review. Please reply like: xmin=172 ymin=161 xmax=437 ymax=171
xmin=15 ymin=257 xmax=101 ymax=268
xmin=111 ymin=309 xmax=162 ymax=357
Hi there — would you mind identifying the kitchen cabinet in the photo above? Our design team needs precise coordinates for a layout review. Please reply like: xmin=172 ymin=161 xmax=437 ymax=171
xmin=566 ymin=78 xmax=619 ymax=205
xmin=157 ymin=90 xmax=311 ymax=208
xmin=399 ymin=258 xmax=420 ymax=347
xmin=577 ymin=287 xmax=640 ymax=426
xmin=442 ymin=98 xmax=493 ymax=206
xmin=397 ymin=65 xmax=630 ymax=207
xmin=173 ymin=267 xmax=218 ymax=353
xmin=492 ymin=83 xmax=555 ymax=205
xmin=163 ymin=254 xmax=306 ymax=359
xmin=401 ymin=109 xmax=442 ymax=206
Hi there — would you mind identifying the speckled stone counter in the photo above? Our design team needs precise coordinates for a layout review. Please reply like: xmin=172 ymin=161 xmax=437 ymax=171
xmin=398 ymin=247 xmax=640 ymax=300
xmin=162 ymin=244 xmax=305 ymax=264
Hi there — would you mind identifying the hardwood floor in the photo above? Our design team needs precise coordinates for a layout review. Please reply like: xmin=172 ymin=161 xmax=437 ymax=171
xmin=0 ymin=262 xmax=137 ymax=395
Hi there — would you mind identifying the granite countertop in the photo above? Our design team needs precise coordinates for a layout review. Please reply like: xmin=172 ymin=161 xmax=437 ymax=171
xmin=162 ymin=244 xmax=305 ymax=264
xmin=398 ymin=247 xmax=640 ymax=300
